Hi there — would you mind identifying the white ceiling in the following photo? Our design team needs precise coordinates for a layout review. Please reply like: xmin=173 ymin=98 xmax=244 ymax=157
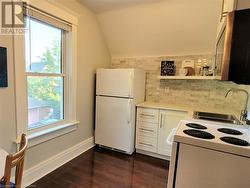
xmin=78 ymin=0 xmax=165 ymax=13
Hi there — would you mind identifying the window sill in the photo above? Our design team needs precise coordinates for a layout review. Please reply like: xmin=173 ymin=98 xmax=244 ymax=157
xmin=16 ymin=121 xmax=79 ymax=148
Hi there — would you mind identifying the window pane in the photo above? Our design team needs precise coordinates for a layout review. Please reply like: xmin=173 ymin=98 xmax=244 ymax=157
xmin=27 ymin=76 xmax=64 ymax=129
xmin=25 ymin=18 xmax=62 ymax=74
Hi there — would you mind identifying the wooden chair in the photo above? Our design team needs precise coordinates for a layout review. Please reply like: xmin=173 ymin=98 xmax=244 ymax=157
xmin=0 ymin=134 xmax=28 ymax=188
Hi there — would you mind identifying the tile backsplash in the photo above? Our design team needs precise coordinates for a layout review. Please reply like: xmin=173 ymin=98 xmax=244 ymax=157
xmin=112 ymin=54 xmax=250 ymax=117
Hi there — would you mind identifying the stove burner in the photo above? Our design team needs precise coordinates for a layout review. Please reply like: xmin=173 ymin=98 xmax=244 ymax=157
xmin=186 ymin=123 xmax=207 ymax=130
xmin=220 ymin=137 xmax=250 ymax=147
xmin=217 ymin=128 xmax=243 ymax=135
xmin=183 ymin=129 xmax=215 ymax=139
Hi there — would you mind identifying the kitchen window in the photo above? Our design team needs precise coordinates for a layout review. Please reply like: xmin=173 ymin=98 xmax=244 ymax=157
xmin=14 ymin=3 xmax=78 ymax=146
xmin=25 ymin=18 xmax=65 ymax=130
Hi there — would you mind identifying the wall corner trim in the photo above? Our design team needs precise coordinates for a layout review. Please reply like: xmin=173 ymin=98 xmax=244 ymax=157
xmin=22 ymin=136 xmax=95 ymax=187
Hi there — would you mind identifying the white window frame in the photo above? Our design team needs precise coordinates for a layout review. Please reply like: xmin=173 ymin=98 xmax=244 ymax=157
xmin=14 ymin=0 xmax=79 ymax=147
xmin=25 ymin=19 xmax=67 ymax=133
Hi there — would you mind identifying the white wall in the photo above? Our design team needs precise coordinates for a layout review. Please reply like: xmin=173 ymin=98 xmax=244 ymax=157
xmin=97 ymin=0 xmax=222 ymax=57
xmin=25 ymin=0 xmax=111 ymax=169
xmin=0 ymin=0 xmax=110 ymax=171
xmin=0 ymin=35 xmax=16 ymax=154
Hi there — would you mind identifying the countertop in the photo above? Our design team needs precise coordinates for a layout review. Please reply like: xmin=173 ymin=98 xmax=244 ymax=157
xmin=136 ymin=101 xmax=240 ymax=119
xmin=136 ymin=102 xmax=190 ymax=112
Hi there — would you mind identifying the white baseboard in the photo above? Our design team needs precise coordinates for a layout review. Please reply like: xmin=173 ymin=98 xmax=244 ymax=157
xmin=22 ymin=136 xmax=95 ymax=187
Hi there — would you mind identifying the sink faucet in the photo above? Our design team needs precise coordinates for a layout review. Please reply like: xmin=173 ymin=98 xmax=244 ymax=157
xmin=225 ymin=88 xmax=249 ymax=124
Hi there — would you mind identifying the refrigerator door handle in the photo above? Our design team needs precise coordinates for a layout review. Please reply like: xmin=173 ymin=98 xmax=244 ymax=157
xmin=127 ymin=100 xmax=132 ymax=124
xmin=129 ymin=71 xmax=133 ymax=97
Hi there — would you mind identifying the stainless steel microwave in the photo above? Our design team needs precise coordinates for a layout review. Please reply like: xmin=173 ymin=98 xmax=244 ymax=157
xmin=215 ymin=12 xmax=234 ymax=81
xmin=216 ymin=9 xmax=250 ymax=84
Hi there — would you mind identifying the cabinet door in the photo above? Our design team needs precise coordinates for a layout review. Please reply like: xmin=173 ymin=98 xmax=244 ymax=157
xmin=158 ymin=110 xmax=187 ymax=156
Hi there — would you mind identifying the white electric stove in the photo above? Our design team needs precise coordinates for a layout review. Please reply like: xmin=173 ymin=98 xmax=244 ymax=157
xmin=167 ymin=119 xmax=250 ymax=188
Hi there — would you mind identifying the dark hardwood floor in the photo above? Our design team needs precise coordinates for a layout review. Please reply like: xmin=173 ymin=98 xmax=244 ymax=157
xmin=28 ymin=147 xmax=169 ymax=188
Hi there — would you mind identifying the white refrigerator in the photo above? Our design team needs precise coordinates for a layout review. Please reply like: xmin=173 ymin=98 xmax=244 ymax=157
xmin=95 ymin=68 xmax=145 ymax=154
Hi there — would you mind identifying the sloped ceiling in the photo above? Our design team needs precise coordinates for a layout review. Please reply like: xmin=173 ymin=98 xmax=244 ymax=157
xmin=78 ymin=0 xmax=165 ymax=13
xmin=97 ymin=0 xmax=222 ymax=57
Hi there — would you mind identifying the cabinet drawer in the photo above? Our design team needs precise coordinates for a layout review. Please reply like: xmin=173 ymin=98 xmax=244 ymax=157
xmin=136 ymin=121 xmax=158 ymax=137
xmin=137 ymin=120 xmax=158 ymax=130
xmin=136 ymin=135 xmax=157 ymax=153
xmin=137 ymin=127 xmax=158 ymax=138
xmin=137 ymin=107 xmax=159 ymax=124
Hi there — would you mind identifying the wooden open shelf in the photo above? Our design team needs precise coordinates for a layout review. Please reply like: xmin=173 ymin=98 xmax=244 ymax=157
xmin=158 ymin=76 xmax=222 ymax=80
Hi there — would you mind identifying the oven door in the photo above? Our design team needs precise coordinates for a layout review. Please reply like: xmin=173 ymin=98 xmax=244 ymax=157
xmin=167 ymin=142 xmax=179 ymax=188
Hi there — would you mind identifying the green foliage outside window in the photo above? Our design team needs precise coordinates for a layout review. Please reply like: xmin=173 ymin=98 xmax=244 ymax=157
xmin=28 ymin=40 xmax=63 ymax=120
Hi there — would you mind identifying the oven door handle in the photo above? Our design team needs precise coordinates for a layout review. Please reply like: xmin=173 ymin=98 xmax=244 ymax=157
xmin=166 ymin=128 xmax=177 ymax=145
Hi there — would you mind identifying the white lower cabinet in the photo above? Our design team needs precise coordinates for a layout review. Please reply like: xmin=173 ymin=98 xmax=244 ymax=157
xmin=136 ymin=107 xmax=159 ymax=153
xmin=158 ymin=110 xmax=187 ymax=156
xmin=136 ymin=107 xmax=187 ymax=158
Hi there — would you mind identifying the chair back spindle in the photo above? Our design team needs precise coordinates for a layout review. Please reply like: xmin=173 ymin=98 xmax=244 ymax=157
xmin=1 ymin=134 xmax=28 ymax=187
